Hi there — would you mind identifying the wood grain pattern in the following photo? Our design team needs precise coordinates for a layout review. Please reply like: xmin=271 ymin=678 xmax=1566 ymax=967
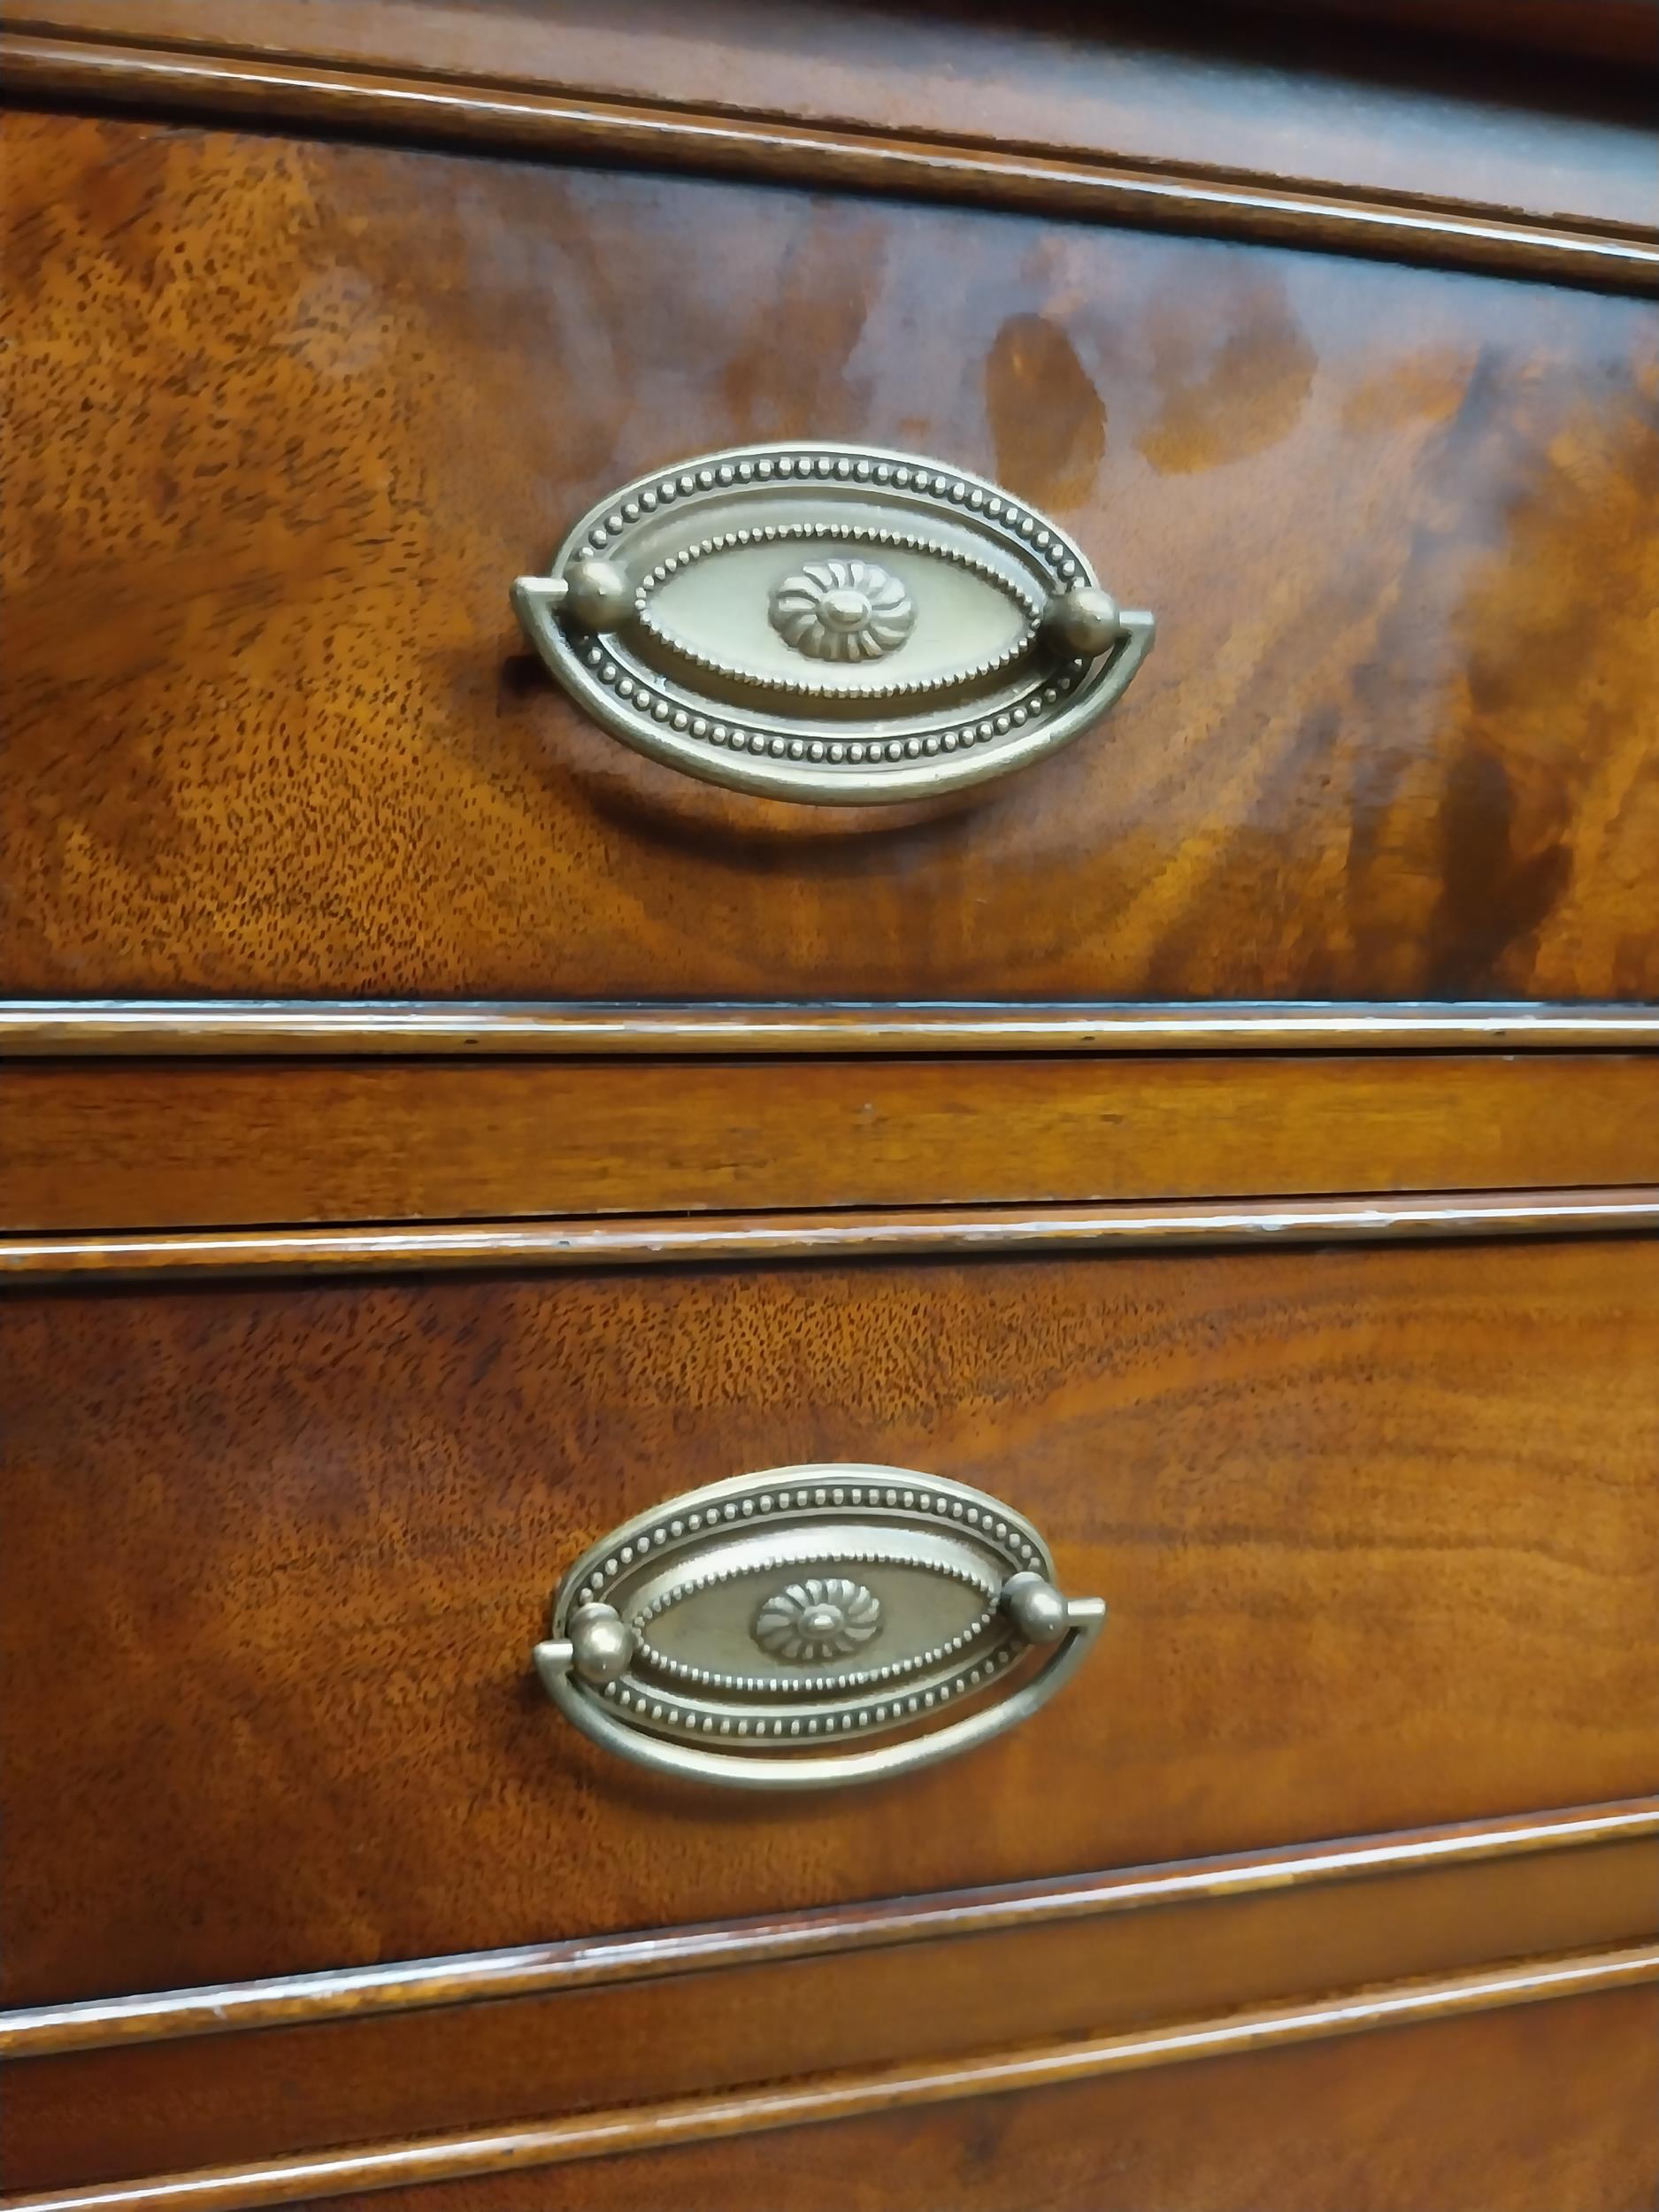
xmin=7 ymin=31 xmax=1657 ymax=297
xmin=4 ymin=113 xmax=1658 ymax=1000
xmin=9 ymin=1055 xmax=1659 ymax=1233
xmin=4 ymin=1954 xmax=1656 ymax=2211
xmin=8 ymin=8 xmax=1658 ymax=2200
xmin=13 ymin=0 xmax=1659 ymax=232
xmin=10 ymin=1189 xmax=1659 ymax=1285
xmin=312 ymin=1985 xmax=1659 ymax=2212
xmin=9 ymin=1794 xmax=1653 ymax=2057
xmin=4 ymin=1238 xmax=1656 ymax=2007
xmin=8 ymin=999 xmax=1659 ymax=1056
xmin=6 ymin=1820 xmax=1655 ymax=2188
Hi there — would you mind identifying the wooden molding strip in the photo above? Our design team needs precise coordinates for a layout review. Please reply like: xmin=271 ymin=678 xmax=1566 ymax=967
xmin=7 ymin=1946 xmax=1656 ymax=2212
xmin=4 ymin=31 xmax=1656 ymax=292
xmin=4 ymin=1189 xmax=1658 ymax=1284
xmin=5 ymin=1000 xmax=1659 ymax=1059
xmin=5 ymin=1798 xmax=1652 ymax=2061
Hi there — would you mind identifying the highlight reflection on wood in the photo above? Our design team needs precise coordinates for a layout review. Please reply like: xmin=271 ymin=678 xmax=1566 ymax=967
xmin=6 ymin=112 xmax=1658 ymax=999
xmin=4 ymin=1238 xmax=1656 ymax=2005
xmin=316 ymin=1985 xmax=1659 ymax=2212
xmin=6 ymin=9 xmax=1657 ymax=2203
xmin=4 ymin=1802 xmax=1655 ymax=2190
xmin=6 ymin=1190 xmax=1659 ymax=1286
xmin=5 ymin=1953 xmax=1657 ymax=2212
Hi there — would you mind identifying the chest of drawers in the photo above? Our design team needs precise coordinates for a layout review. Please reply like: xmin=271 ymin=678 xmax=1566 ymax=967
xmin=3 ymin=4 xmax=1657 ymax=2207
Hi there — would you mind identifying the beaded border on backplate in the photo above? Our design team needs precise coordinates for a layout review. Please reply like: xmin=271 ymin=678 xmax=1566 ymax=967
xmin=560 ymin=1469 xmax=1052 ymax=1749
xmin=553 ymin=442 xmax=1096 ymax=770
xmin=596 ymin=1637 xmax=1027 ymax=1747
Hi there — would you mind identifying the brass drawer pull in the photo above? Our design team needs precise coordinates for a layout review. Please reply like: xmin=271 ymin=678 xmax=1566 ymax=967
xmin=533 ymin=1464 xmax=1105 ymax=1790
xmin=513 ymin=442 xmax=1154 ymax=805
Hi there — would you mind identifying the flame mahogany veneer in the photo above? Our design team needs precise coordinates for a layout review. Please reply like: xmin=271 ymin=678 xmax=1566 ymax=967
xmin=3 ymin=4 xmax=1656 ymax=2207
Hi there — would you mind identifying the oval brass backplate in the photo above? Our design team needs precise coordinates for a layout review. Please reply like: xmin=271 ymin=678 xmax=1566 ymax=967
xmin=534 ymin=1463 xmax=1106 ymax=1790
xmin=512 ymin=442 xmax=1154 ymax=804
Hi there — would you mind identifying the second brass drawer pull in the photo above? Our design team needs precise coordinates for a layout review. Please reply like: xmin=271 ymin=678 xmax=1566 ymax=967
xmin=513 ymin=442 xmax=1154 ymax=805
xmin=533 ymin=1463 xmax=1105 ymax=1790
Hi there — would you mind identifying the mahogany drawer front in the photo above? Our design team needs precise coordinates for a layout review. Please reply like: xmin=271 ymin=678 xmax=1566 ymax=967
xmin=4 ymin=1234 xmax=1656 ymax=2008
xmin=12 ymin=1966 xmax=1655 ymax=2208
xmin=8 ymin=1808 xmax=1657 ymax=2193
xmin=303 ymin=1990 xmax=1659 ymax=2212
xmin=7 ymin=110 xmax=1658 ymax=1001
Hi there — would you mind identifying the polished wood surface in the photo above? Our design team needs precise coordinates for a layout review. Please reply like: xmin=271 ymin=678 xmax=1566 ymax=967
xmin=7 ymin=1816 xmax=1655 ymax=2188
xmin=6 ymin=113 xmax=1658 ymax=999
xmin=14 ymin=0 xmax=1659 ymax=235
xmin=11 ymin=1189 xmax=1659 ymax=1285
xmin=7 ymin=32 xmax=1656 ymax=298
xmin=10 ymin=1055 xmax=1659 ymax=1232
xmin=8 ymin=6 xmax=1658 ymax=2199
xmin=4 ymin=1238 xmax=1656 ymax=2006
xmin=6 ymin=1955 xmax=1656 ymax=2211
xmin=10 ymin=1795 xmax=1653 ymax=2057
xmin=11 ymin=999 xmax=1659 ymax=1056
xmin=317 ymin=1987 xmax=1659 ymax=2212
